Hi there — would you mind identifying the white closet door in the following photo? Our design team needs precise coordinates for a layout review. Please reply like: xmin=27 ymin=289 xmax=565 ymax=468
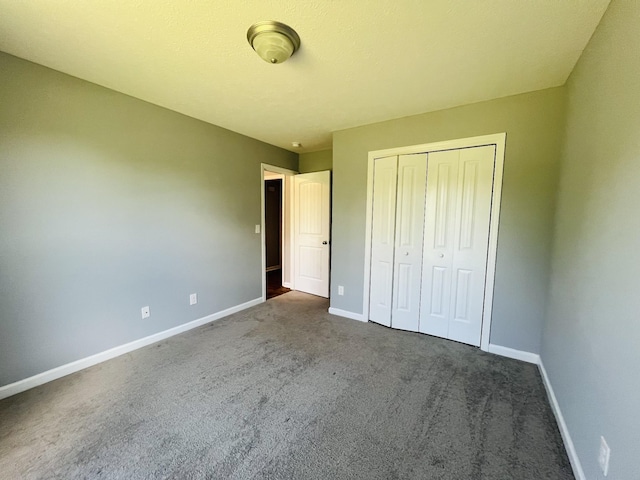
xmin=391 ymin=154 xmax=427 ymax=331
xmin=419 ymin=150 xmax=459 ymax=338
xmin=369 ymin=156 xmax=398 ymax=326
xmin=447 ymin=146 xmax=495 ymax=345
xmin=419 ymin=146 xmax=495 ymax=346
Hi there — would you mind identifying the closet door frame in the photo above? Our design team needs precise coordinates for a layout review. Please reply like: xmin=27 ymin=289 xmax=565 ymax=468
xmin=362 ymin=133 xmax=506 ymax=352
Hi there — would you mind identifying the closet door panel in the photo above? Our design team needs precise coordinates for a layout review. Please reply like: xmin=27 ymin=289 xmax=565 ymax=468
xmin=369 ymin=156 xmax=398 ymax=327
xmin=447 ymin=146 xmax=495 ymax=346
xmin=391 ymin=154 xmax=427 ymax=332
xmin=419 ymin=150 xmax=459 ymax=337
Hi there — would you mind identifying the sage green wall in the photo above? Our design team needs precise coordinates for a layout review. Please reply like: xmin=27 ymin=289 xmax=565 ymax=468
xmin=0 ymin=52 xmax=297 ymax=387
xmin=298 ymin=149 xmax=333 ymax=173
xmin=331 ymin=87 xmax=566 ymax=353
xmin=542 ymin=1 xmax=639 ymax=478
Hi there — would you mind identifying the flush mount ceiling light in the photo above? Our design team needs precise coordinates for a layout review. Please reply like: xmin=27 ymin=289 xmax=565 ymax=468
xmin=247 ymin=21 xmax=300 ymax=64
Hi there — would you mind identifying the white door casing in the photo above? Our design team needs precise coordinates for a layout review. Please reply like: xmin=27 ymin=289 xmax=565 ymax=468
xmin=369 ymin=156 xmax=398 ymax=326
xmin=391 ymin=154 xmax=427 ymax=332
xmin=294 ymin=171 xmax=331 ymax=298
xmin=420 ymin=146 xmax=495 ymax=346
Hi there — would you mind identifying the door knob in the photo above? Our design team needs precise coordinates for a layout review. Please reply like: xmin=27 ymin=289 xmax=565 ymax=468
xmin=404 ymin=252 xmax=409 ymax=256
xmin=322 ymin=241 xmax=328 ymax=245
xmin=439 ymin=253 xmax=444 ymax=258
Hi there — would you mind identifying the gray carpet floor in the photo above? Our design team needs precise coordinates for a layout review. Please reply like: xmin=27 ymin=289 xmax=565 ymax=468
xmin=0 ymin=291 xmax=574 ymax=479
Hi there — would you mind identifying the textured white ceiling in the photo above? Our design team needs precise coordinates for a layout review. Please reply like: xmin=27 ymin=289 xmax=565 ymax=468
xmin=0 ymin=1 xmax=610 ymax=152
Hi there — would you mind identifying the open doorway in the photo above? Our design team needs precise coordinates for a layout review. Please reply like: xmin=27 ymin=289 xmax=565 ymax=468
xmin=262 ymin=165 xmax=296 ymax=300
xmin=264 ymin=175 xmax=290 ymax=299
xmin=261 ymin=164 xmax=332 ymax=301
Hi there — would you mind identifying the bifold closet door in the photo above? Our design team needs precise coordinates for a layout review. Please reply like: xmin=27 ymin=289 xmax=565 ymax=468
xmin=369 ymin=156 xmax=398 ymax=326
xmin=390 ymin=154 xmax=427 ymax=331
xmin=369 ymin=154 xmax=427 ymax=331
xmin=419 ymin=146 xmax=495 ymax=346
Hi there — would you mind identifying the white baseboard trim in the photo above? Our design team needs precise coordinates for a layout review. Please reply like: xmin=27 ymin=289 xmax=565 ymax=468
xmin=282 ymin=282 xmax=292 ymax=289
xmin=488 ymin=343 xmax=585 ymax=480
xmin=489 ymin=343 xmax=587 ymax=480
xmin=538 ymin=360 xmax=586 ymax=480
xmin=328 ymin=307 xmax=367 ymax=322
xmin=487 ymin=343 xmax=540 ymax=364
xmin=0 ymin=297 xmax=263 ymax=400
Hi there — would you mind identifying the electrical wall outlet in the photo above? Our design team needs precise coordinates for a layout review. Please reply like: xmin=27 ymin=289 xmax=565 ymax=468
xmin=189 ymin=293 xmax=198 ymax=305
xmin=598 ymin=436 xmax=610 ymax=476
xmin=141 ymin=306 xmax=150 ymax=319
xmin=338 ymin=285 xmax=344 ymax=296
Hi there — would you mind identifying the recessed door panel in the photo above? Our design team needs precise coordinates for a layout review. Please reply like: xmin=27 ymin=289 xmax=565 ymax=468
xmin=299 ymin=246 xmax=323 ymax=280
xmin=453 ymin=268 xmax=473 ymax=322
xmin=458 ymin=162 xmax=479 ymax=250
xmin=370 ymin=261 xmax=393 ymax=311
xmin=395 ymin=263 xmax=413 ymax=311
xmin=299 ymin=182 xmax=322 ymax=235
xmin=433 ymin=163 xmax=453 ymax=249
xmin=429 ymin=266 xmax=448 ymax=317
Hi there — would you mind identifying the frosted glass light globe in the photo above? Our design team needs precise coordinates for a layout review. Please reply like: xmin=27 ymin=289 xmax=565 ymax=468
xmin=252 ymin=31 xmax=294 ymax=64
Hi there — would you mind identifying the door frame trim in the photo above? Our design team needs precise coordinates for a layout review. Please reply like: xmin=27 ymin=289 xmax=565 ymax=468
xmin=362 ymin=133 xmax=506 ymax=351
xmin=261 ymin=163 xmax=297 ymax=301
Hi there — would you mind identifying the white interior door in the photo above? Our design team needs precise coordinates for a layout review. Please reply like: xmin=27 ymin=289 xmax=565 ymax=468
xmin=294 ymin=171 xmax=331 ymax=298
xmin=369 ymin=156 xmax=398 ymax=326
xmin=419 ymin=150 xmax=458 ymax=338
xmin=420 ymin=146 xmax=495 ymax=346
xmin=390 ymin=154 xmax=427 ymax=331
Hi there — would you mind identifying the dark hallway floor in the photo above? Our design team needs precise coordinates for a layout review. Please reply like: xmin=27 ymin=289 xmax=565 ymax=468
xmin=266 ymin=268 xmax=290 ymax=300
